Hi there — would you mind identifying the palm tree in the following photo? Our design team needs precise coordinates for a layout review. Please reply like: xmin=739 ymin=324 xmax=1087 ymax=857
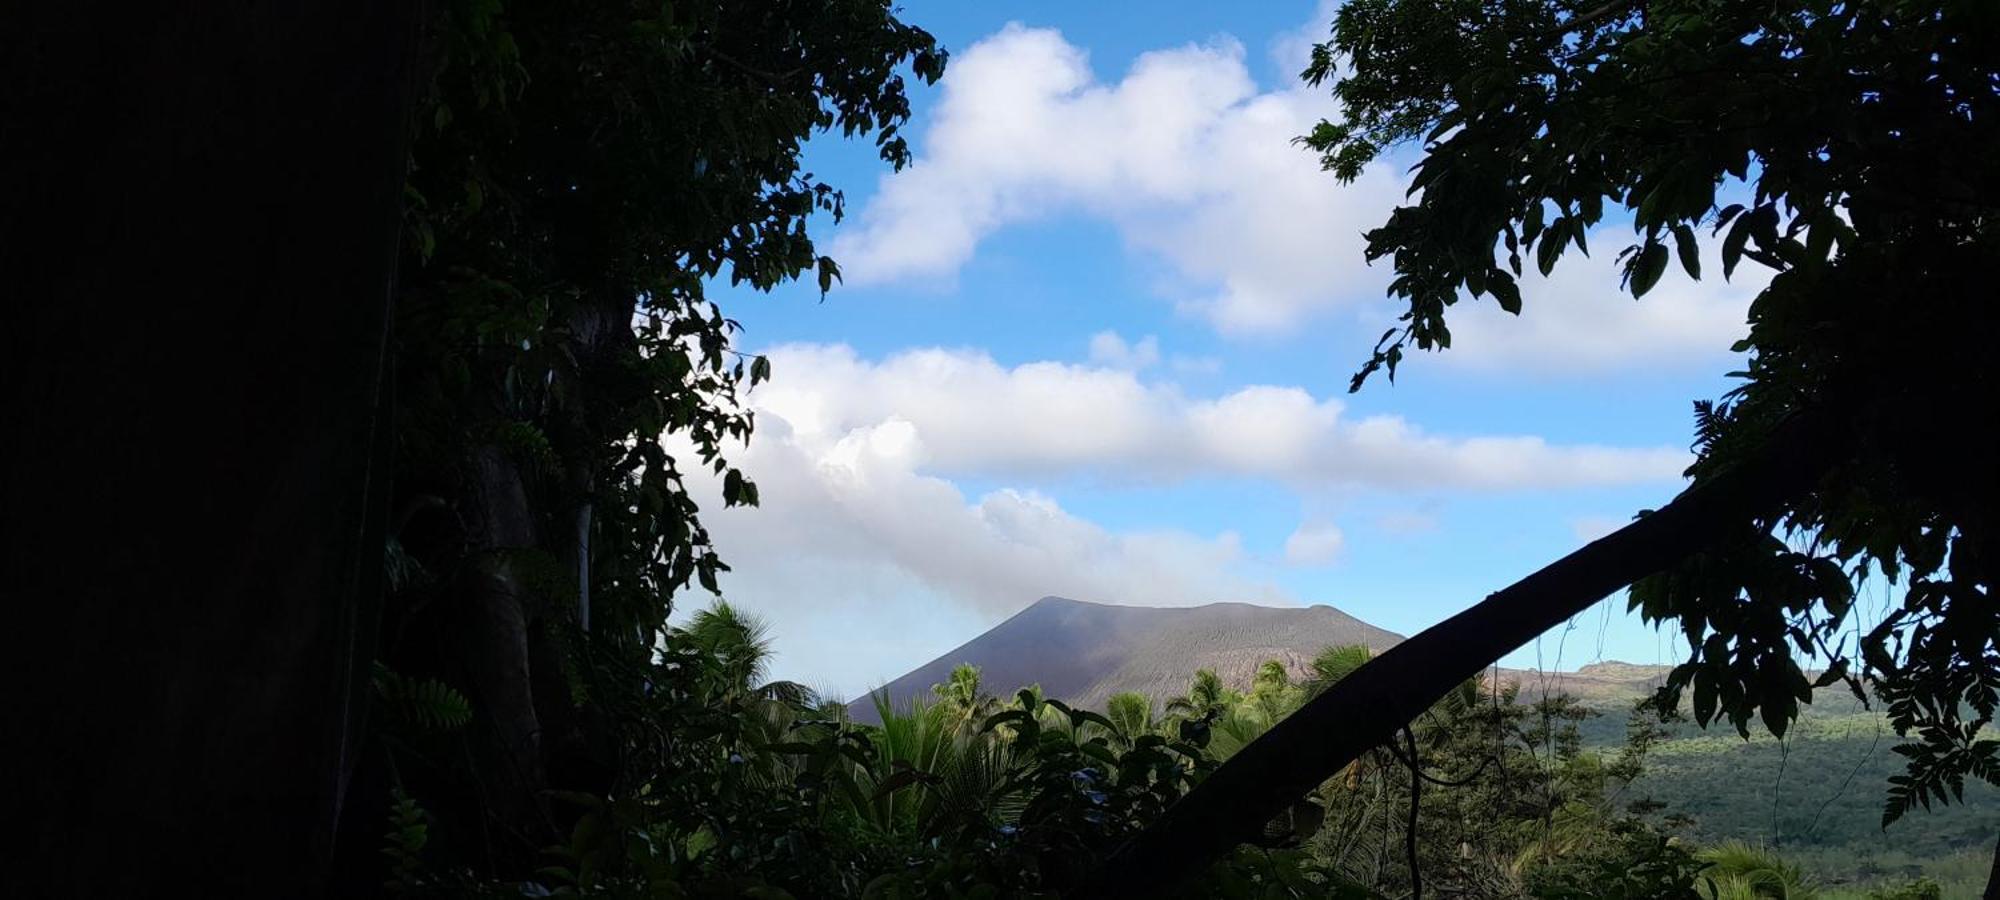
xmin=1302 ymin=644 xmax=1374 ymax=699
xmin=1207 ymin=707 xmax=1274 ymax=760
xmin=1165 ymin=668 xmax=1237 ymax=719
xmin=1253 ymin=659 xmax=1290 ymax=690
xmin=849 ymin=692 xmax=1017 ymax=840
xmin=1248 ymin=659 xmax=1300 ymax=724
xmin=931 ymin=663 xmax=999 ymax=733
xmin=683 ymin=600 xmax=815 ymax=705
xmin=1696 ymin=843 xmax=1819 ymax=900
xmin=685 ymin=600 xmax=771 ymax=690
xmin=1105 ymin=691 xmax=1154 ymax=740
xmin=1300 ymin=645 xmax=1381 ymax=792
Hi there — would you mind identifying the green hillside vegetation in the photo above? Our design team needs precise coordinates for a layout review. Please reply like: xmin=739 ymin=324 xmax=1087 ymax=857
xmin=1490 ymin=665 xmax=1993 ymax=894
xmin=516 ymin=610 xmax=1967 ymax=898
xmin=1607 ymin=703 xmax=1995 ymax=894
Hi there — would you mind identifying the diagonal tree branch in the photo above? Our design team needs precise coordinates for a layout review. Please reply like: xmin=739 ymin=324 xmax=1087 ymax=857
xmin=1084 ymin=407 xmax=1844 ymax=895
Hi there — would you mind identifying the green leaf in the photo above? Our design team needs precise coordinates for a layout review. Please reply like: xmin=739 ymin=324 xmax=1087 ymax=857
xmin=1671 ymin=223 xmax=1700 ymax=279
xmin=816 ymin=255 xmax=842 ymax=296
xmin=981 ymin=709 xmax=1030 ymax=733
xmin=1630 ymin=240 xmax=1669 ymax=297
xmin=760 ymin=742 xmax=820 ymax=756
xmin=871 ymin=767 xmax=939 ymax=799
xmin=1536 ymin=218 xmax=1567 ymax=276
xmin=1722 ymin=208 xmax=1755 ymax=279
xmin=1490 ymin=272 xmax=1522 ymax=314
xmin=1806 ymin=214 xmax=1836 ymax=265
xmin=1693 ymin=667 xmax=1718 ymax=726
xmin=1761 ymin=687 xmax=1791 ymax=739
xmin=1067 ymin=707 xmax=1117 ymax=733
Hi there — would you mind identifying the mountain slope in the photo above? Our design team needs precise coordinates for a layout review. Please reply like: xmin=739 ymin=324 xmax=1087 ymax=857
xmin=850 ymin=596 xmax=1403 ymax=721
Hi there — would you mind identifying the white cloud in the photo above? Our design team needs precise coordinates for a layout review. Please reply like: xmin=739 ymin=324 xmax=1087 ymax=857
xmin=1432 ymin=228 xmax=1768 ymax=374
xmin=671 ymin=386 xmax=1298 ymax=697
xmin=1268 ymin=0 xmax=1341 ymax=76
xmin=1088 ymin=331 xmax=1161 ymax=370
xmin=753 ymin=343 xmax=1689 ymax=490
xmin=673 ymin=342 xmax=1688 ymax=694
xmin=829 ymin=23 xmax=1405 ymax=335
xmin=833 ymin=17 xmax=1769 ymax=373
xmin=688 ymin=414 xmax=1279 ymax=619
xmin=1284 ymin=522 xmax=1346 ymax=566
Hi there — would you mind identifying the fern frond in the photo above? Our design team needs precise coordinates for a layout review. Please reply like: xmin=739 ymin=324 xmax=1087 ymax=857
xmin=382 ymin=787 xmax=429 ymax=892
xmin=373 ymin=661 xmax=474 ymax=733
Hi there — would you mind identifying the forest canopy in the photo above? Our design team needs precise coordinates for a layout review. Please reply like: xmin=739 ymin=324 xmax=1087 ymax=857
xmin=1299 ymin=0 xmax=2000 ymax=825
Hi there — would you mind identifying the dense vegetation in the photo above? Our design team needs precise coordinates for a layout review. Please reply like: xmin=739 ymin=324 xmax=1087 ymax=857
xmin=1102 ymin=0 xmax=1999 ymax=885
xmin=8 ymin=0 xmax=1995 ymax=896
xmin=380 ymin=603 xmax=1899 ymax=897
xmin=377 ymin=604 xmax=1988 ymax=897
xmin=1305 ymin=0 xmax=2000 ymax=815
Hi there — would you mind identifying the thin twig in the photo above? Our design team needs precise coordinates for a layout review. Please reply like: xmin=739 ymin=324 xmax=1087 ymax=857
xmin=1403 ymin=726 xmax=1423 ymax=900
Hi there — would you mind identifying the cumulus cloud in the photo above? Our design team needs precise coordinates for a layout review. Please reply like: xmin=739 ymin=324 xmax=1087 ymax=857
xmin=1088 ymin=331 xmax=1161 ymax=370
xmin=1416 ymin=224 xmax=1768 ymax=374
xmin=674 ymin=343 xmax=1687 ymax=692
xmin=1284 ymin=523 xmax=1346 ymax=566
xmin=828 ymin=23 xmax=1405 ymax=335
xmin=677 ymin=397 xmax=1292 ymax=626
xmin=753 ymin=343 xmax=1689 ymax=490
xmin=831 ymin=17 xmax=1768 ymax=372
xmin=675 ymin=407 xmax=1295 ymax=697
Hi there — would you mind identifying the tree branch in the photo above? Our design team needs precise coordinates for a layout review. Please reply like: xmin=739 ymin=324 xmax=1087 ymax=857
xmin=1082 ymin=407 xmax=1845 ymax=894
xmin=1403 ymin=726 xmax=1423 ymax=900
xmin=1383 ymin=737 xmax=1500 ymax=788
xmin=1533 ymin=0 xmax=1640 ymax=38
xmin=1983 ymin=829 xmax=2000 ymax=900
xmin=702 ymin=46 xmax=801 ymax=89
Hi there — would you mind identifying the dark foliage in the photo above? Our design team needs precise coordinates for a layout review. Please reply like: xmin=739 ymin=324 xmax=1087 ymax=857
xmin=1303 ymin=0 xmax=2000 ymax=829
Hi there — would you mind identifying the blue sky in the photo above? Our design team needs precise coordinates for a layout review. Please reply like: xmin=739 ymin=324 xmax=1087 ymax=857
xmin=684 ymin=1 xmax=1765 ymax=700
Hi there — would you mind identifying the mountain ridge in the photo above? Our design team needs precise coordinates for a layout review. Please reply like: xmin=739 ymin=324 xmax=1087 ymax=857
xmin=848 ymin=595 xmax=1404 ymax=721
xmin=849 ymin=596 xmax=1681 ymax=722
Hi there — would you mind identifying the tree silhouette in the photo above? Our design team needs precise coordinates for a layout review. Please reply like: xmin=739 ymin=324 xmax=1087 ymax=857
xmin=1096 ymin=1 xmax=2000 ymax=891
xmin=361 ymin=0 xmax=943 ymax=869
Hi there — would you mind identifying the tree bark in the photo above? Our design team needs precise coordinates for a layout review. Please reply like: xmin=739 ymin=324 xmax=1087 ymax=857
xmin=1 ymin=1 xmax=418 ymax=895
xmin=1984 ymin=829 xmax=2000 ymax=900
xmin=1085 ymin=410 xmax=1843 ymax=896
xmin=456 ymin=444 xmax=552 ymax=850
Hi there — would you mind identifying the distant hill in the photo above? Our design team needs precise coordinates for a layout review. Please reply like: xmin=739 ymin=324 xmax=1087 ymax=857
xmin=850 ymin=595 xmax=1402 ymax=722
xmin=849 ymin=595 xmax=1683 ymax=722
xmin=1492 ymin=660 xmax=1671 ymax=707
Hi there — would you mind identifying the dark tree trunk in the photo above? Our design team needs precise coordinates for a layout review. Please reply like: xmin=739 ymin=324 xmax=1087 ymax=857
xmin=453 ymin=445 xmax=552 ymax=849
xmin=1085 ymin=410 xmax=1843 ymax=896
xmin=1984 ymin=830 xmax=2000 ymax=900
xmin=1 ymin=1 xmax=418 ymax=895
